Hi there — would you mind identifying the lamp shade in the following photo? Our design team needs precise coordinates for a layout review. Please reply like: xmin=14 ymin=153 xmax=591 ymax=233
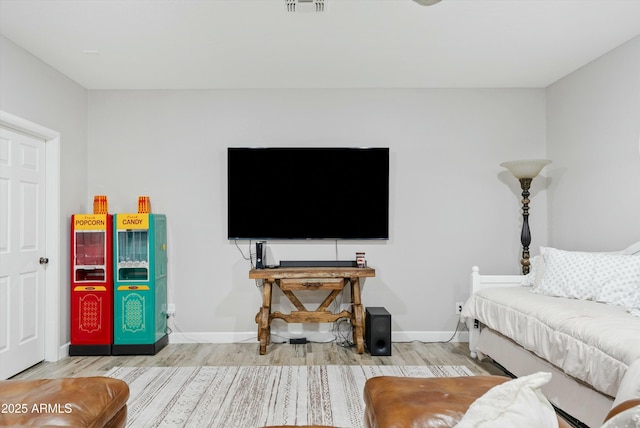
xmin=500 ymin=159 xmax=551 ymax=179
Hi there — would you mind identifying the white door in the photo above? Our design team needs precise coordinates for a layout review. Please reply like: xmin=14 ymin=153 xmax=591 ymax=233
xmin=0 ymin=127 xmax=47 ymax=379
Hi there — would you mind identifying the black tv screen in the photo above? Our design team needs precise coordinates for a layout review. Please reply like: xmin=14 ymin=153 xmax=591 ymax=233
xmin=227 ymin=147 xmax=389 ymax=240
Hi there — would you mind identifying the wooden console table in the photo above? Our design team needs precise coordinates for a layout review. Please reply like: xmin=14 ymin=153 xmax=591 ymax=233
xmin=249 ymin=266 xmax=375 ymax=355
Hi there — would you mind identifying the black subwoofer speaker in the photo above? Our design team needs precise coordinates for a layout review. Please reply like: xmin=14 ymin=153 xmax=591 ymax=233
xmin=365 ymin=306 xmax=392 ymax=356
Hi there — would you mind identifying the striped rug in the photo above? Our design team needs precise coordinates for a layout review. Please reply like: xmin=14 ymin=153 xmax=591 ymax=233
xmin=107 ymin=365 xmax=474 ymax=428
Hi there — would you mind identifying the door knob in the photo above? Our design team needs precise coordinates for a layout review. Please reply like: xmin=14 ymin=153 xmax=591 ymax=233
xmin=39 ymin=257 xmax=49 ymax=265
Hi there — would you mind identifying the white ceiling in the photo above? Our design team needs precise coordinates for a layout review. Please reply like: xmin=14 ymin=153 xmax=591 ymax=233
xmin=1 ymin=0 xmax=640 ymax=90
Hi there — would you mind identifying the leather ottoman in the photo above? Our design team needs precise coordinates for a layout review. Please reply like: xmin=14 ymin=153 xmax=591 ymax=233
xmin=363 ymin=375 xmax=572 ymax=428
xmin=0 ymin=376 xmax=129 ymax=427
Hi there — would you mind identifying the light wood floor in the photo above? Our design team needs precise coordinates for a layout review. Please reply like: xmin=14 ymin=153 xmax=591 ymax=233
xmin=11 ymin=341 xmax=507 ymax=380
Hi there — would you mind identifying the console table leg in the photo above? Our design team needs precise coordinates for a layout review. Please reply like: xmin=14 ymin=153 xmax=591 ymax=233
xmin=257 ymin=281 xmax=273 ymax=355
xmin=257 ymin=307 xmax=270 ymax=355
xmin=351 ymin=278 xmax=365 ymax=354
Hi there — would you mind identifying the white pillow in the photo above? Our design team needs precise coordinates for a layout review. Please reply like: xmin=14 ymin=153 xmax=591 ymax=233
xmin=594 ymin=253 xmax=640 ymax=306
xmin=521 ymin=255 xmax=540 ymax=286
xmin=626 ymin=289 xmax=640 ymax=317
xmin=521 ymin=252 xmax=546 ymax=288
xmin=533 ymin=247 xmax=601 ymax=299
xmin=613 ymin=359 xmax=640 ymax=407
xmin=454 ymin=372 xmax=558 ymax=428
xmin=533 ymin=247 xmax=640 ymax=303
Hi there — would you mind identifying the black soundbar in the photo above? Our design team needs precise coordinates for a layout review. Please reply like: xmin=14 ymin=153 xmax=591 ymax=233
xmin=279 ymin=260 xmax=357 ymax=268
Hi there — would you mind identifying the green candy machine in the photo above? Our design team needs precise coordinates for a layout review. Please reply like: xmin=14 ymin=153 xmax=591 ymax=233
xmin=112 ymin=211 xmax=168 ymax=355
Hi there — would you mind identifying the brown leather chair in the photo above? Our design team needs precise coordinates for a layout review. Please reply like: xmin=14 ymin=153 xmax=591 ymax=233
xmin=265 ymin=377 xmax=639 ymax=428
xmin=604 ymin=398 xmax=640 ymax=422
xmin=0 ymin=376 xmax=129 ymax=428
xmin=363 ymin=375 xmax=573 ymax=428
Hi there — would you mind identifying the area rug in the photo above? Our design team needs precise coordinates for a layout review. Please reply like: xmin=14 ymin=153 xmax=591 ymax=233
xmin=106 ymin=365 xmax=473 ymax=428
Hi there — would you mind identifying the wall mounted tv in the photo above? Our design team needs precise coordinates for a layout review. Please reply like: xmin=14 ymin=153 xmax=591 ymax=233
xmin=227 ymin=147 xmax=389 ymax=240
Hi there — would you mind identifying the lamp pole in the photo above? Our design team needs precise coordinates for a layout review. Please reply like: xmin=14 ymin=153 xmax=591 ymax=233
xmin=519 ymin=177 xmax=533 ymax=274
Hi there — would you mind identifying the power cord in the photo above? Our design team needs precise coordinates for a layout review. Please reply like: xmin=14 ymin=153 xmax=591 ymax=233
xmin=396 ymin=314 xmax=467 ymax=345
xmin=235 ymin=239 xmax=265 ymax=287
xmin=437 ymin=314 xmax=467 ymax=344
xmin=234 ymin=239 xmax=254 ymax=267
xmin=332 ymin=317 xmax=354 ymax=348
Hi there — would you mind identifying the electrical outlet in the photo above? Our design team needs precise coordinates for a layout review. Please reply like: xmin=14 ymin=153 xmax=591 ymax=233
xmin=455 ymin=301 xmax=464 ymax=314
xmin=167 ymin=304 xmax=176 ymax=316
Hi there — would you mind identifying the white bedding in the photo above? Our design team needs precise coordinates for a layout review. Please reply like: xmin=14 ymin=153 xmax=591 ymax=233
xmin=461 ymin=286 xmax=640 ymax=397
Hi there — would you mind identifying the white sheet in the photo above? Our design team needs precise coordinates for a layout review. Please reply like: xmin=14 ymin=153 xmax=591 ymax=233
xmin=461 ymin=286 xmax=640 ymax=397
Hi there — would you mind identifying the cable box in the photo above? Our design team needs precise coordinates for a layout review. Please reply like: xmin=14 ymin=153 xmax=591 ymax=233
xmin=279 ymin=260 xmax=357 ymax=268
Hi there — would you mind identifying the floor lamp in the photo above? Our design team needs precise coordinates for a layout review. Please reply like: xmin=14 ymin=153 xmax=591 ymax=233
xmin=500 ymin=159 xmax=551 ymax=275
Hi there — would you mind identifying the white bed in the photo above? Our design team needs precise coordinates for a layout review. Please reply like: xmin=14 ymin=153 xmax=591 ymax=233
xmin=461 ymin=241 xmax=640 ymax=428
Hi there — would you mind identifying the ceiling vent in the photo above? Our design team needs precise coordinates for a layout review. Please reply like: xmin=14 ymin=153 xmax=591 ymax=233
xmin=285 ymin=0 xmax=325 ymax=12
xmin=412 ymin=0 xmax=443 ymax=5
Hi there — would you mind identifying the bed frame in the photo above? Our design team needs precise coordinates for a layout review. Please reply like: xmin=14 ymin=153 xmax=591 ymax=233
xmin=466 ymin=267 xmax=615 ymax=428
xmin=466 ymin=242 xmax=640 ymax=426
xmin=467 ymin=241 xmax=640 ymax=354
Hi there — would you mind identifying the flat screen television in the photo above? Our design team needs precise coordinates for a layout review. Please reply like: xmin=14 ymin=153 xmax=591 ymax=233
xmin=227 ymin=147 xmax=389 ymax=240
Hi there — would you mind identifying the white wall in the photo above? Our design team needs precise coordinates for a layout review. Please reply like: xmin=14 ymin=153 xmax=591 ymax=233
xmin=13 ymin=29 xmax=638 ymax=346
xmin=546 ymin=35 xmax=640 ymax=251
xmin=88 ymin=88 xmax=548 ymax=341
xmin=0 ymin=36 xmax=88 ymax=348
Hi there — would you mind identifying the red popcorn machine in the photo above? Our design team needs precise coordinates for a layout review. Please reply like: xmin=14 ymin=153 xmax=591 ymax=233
xmin=69 ymin=195 xmax=113 ymax=355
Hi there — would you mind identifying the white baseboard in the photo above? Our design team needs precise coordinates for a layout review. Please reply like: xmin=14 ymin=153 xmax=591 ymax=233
xmin=55 ymin=342 xmax=70 ymax=361
xmin=169 ymin=332 xmax=258 ymax=344
xmin=168 ymin=331 xmax=469 ymax=344
xmin=393 ymin=331 xmax=469 ymax=343
xmin=55 ymin=332 xmax=468 ymax=348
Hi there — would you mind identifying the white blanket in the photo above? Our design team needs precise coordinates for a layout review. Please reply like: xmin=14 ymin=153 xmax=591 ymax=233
xmin=461 ymin=286 xmax=640 ymax=397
